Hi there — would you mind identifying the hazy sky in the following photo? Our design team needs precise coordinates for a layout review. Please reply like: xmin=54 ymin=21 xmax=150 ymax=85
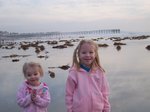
xmin=0 ymin=0 xmax=150 ymax=33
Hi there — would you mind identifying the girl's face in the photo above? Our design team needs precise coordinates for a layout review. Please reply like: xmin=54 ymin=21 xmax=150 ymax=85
xmin=25 ymin=67 xmax=41 ymax=86
xmin=79 ymin=43 xmax=96 ymax=67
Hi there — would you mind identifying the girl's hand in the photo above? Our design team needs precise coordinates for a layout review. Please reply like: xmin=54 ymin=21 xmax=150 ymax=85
xmin=31 ymin=89 xmax=37 ymax=102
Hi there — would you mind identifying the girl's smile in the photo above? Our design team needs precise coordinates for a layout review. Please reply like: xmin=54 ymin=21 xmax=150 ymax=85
xmin=79 ymin=43 xmax=96 ymax=67
xmin=25 ymin=68 xmax=41 ymax=86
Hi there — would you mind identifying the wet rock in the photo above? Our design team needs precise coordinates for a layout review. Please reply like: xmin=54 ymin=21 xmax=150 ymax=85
xmin=64 ymin=41 xmax=74 ymax=47
xmin=37 ymin=55 xmax=45 ymax=58
xmin=59 ymin=40 xmax=68 ymax=42
xmin=0 ymin=42 xmax=16 ymax=49
xmin=146 ymin=45 xmax=150 ymax=50
xmin=131 ymin=35 xmax=150 ymax=40
xmin=108 ymin=37 xmax=121 ymax=41
xmin=48 ymin=70 xmax=55 ymax=78
xmin=2 ymin=54 xmax=30 ymax=58
xmin=52 ymin=45 xmax=67 ymax=49
xmin=48 ymin=67 xmax=56 ymax=69
xmin=92 ymin=39 xmax=99 ymax=41
xmin=5 ymin=46 xmax=15 ymax=49
xmin=34 ymin=45 xmax=45 ymax=54
xmin=39 ymin=45 xmax=45 ymax=51
xmin=116 ymin=45 xmax=121 ymax=51
xmin=108 ymin=37 xmax=131 ymax=41
xmin=65 ymin=43 xmax=74 ymax=46
xmin=19 ymin=41 xmax=45 ymax=54
xmin=47 ymin=40 xmax=58 ymax=45
xmin=70 ymin=39 xmax=80 ymax=42
xmin=58 ymin=65 xmax=70 ymax=70
xmin=114 ymin=42 xmax=126 ymax=46
xmin=20 ymin=44 xmax=29 ymax=50
xmin=98 ymin=37 xmax=104 ymax=40
xmin=9 ymin=54 xmax=18 ymax=58
xmin=98 ymin=44 xmax=109 ymax=47
xmin=37 ymin=55 xmax=49 ymax=59
xmin=12 ymin=59 xmax=19 ymax=62
xmin=35 ymin=48 xmax=40 ymax=54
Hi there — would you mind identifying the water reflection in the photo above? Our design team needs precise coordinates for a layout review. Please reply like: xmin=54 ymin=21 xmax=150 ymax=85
xmin=0 ymin=38 xmax=150 ymax=112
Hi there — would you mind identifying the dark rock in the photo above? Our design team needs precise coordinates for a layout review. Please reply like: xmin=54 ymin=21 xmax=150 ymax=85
xmin=52 ymin=45 xmax=67 ymax=49
xmin=49 ymin=71 xmax=55 ymax=78
xmin=146 ymin=45 xmax=150 ymax=50
xmin=37 ymin=55 xmax=45 ymax=58
xmin=114 ymin=42 xmax=126 ymax=46
xmin=35 ymin=48 xmax=40 ymax=54
xmin=116 ymin=45 xmax=121 ymax=51
xmin=47 ymin=41 xmax=58 ymax=45
xmin=12 ymin=59 xmax=19 ymax=62
xmin=39 ymin=45 xmax=45 ymax=51
xmin=58 ymin=65 xmax=70 ymax=70
xmin=98 ymin=44 xmax=109 ymax=47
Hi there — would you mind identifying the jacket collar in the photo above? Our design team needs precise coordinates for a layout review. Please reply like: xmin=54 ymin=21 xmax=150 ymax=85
xmin=80 ymin=64 xmax=91 ymax=72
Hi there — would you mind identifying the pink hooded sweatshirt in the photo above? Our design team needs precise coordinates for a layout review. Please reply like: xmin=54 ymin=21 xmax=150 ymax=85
xmin=65 ymin=67 xmax=110 ymax=112
xmin=17 ymin=81 xmax=51 ymax=112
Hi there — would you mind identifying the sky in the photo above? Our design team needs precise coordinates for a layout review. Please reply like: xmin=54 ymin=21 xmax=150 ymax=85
xmin=0 ymin=0 xmax=150 ymax=33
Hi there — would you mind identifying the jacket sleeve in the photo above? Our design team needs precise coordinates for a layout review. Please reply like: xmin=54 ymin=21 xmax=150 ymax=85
xmin=34 ymin=87 xmax=51 ymax=108
xmin=16 ymin=85 xmax=32 ymax=108
xmin=101 ymin=73 xmax=111 ymax=112
xmin=65 ymin=70 xmax=77 ymax=112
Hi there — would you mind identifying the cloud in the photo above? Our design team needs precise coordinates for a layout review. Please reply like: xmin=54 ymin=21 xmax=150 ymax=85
xmin=0 ymin=0 xmax=150 ymax=32
xmin=1 ymin=0 xmax=150 ymax=20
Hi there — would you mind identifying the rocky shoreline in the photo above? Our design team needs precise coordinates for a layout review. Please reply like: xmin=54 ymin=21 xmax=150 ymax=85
xmin=0 ymin=35 xmax=150 ymax=78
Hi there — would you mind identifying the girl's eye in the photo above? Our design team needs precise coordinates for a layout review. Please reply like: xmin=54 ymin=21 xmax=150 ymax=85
xmin=34 ymin=73 xmax=38 ymax=76
xmin=27 ymin=74 xmax=31 ymax=77
xmin=90 ymin=51 xmax=94 ymax=54
xmin=82 ymin=52 xmax=86 ymax=54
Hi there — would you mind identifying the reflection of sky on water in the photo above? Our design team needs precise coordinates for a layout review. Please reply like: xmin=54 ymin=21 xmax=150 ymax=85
xmin=0 ymin=38 xmax=150 ymax=112
xmin=109 ymin=70 xmax=150 ymax=112
xmin=102 ymin=38 xmax=150 ymax=112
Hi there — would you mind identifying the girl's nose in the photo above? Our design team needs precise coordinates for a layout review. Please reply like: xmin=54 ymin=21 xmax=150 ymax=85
xmin=30 ymin=74 xmax=35 ymax=78
xmin=86 ymin=53 xmax=90 ymax=56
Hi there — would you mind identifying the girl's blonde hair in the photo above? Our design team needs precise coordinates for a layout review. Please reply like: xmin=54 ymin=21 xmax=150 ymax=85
xmin=23 ymin=62 xmax=44 ymax=78
xmin=72 ymin=39 xmax=105 ymax=72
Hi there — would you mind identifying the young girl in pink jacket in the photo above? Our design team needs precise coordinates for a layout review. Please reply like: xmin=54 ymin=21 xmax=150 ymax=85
xmin=65 ymin=39 xmax=110 ymax=112
xmin=17 ymin=62 xmax=51 ymax=112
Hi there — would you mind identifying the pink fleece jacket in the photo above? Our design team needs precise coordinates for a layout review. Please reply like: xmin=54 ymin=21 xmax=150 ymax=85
xmin=65 ymin=67 xmax=110 ymax=112
xmin=17 ymin=81 xmax=51 ymax=112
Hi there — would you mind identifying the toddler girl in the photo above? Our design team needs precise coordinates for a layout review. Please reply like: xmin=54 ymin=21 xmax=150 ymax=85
xmin=17 ymin=62 xmax=51 ymax=112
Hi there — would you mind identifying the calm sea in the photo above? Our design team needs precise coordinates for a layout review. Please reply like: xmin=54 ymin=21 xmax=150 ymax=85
xmin=0 ymin=33 xmax=150 ymax=112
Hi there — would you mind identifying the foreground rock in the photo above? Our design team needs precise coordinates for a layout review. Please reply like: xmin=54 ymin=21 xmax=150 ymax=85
xmin=48 ymin=70 xmax=55 ymax=78
xmin=98 ymin=44 xmax=109 ymax=47
xmin=113 ymin=42 xmax=126 ymax=46
xmin=116 ymin=45 xmax=121 ymax=51
xmin=58 ymin=65 xmax=70 ymax=70
xmin=146 ymin=45 xmax=150 ymax=50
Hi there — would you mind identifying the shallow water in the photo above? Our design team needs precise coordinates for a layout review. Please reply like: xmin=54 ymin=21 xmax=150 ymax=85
xmin=0 ymin=36 xmax=150 ymax=112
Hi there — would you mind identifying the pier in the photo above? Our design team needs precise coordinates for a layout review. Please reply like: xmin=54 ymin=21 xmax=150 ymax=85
xmin=0 ymin=29 xmax=120 ymax=40
xmin=47 ymin=29 xmax=120 ymax=37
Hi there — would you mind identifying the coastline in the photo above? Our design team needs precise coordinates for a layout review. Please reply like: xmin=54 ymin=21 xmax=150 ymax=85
xmin=0 ymin=34 xmax=150 ymax=112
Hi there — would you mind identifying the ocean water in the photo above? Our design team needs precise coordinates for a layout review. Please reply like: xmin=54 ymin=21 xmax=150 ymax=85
xmin=0 ymin=33 xmax=150 ymax=112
